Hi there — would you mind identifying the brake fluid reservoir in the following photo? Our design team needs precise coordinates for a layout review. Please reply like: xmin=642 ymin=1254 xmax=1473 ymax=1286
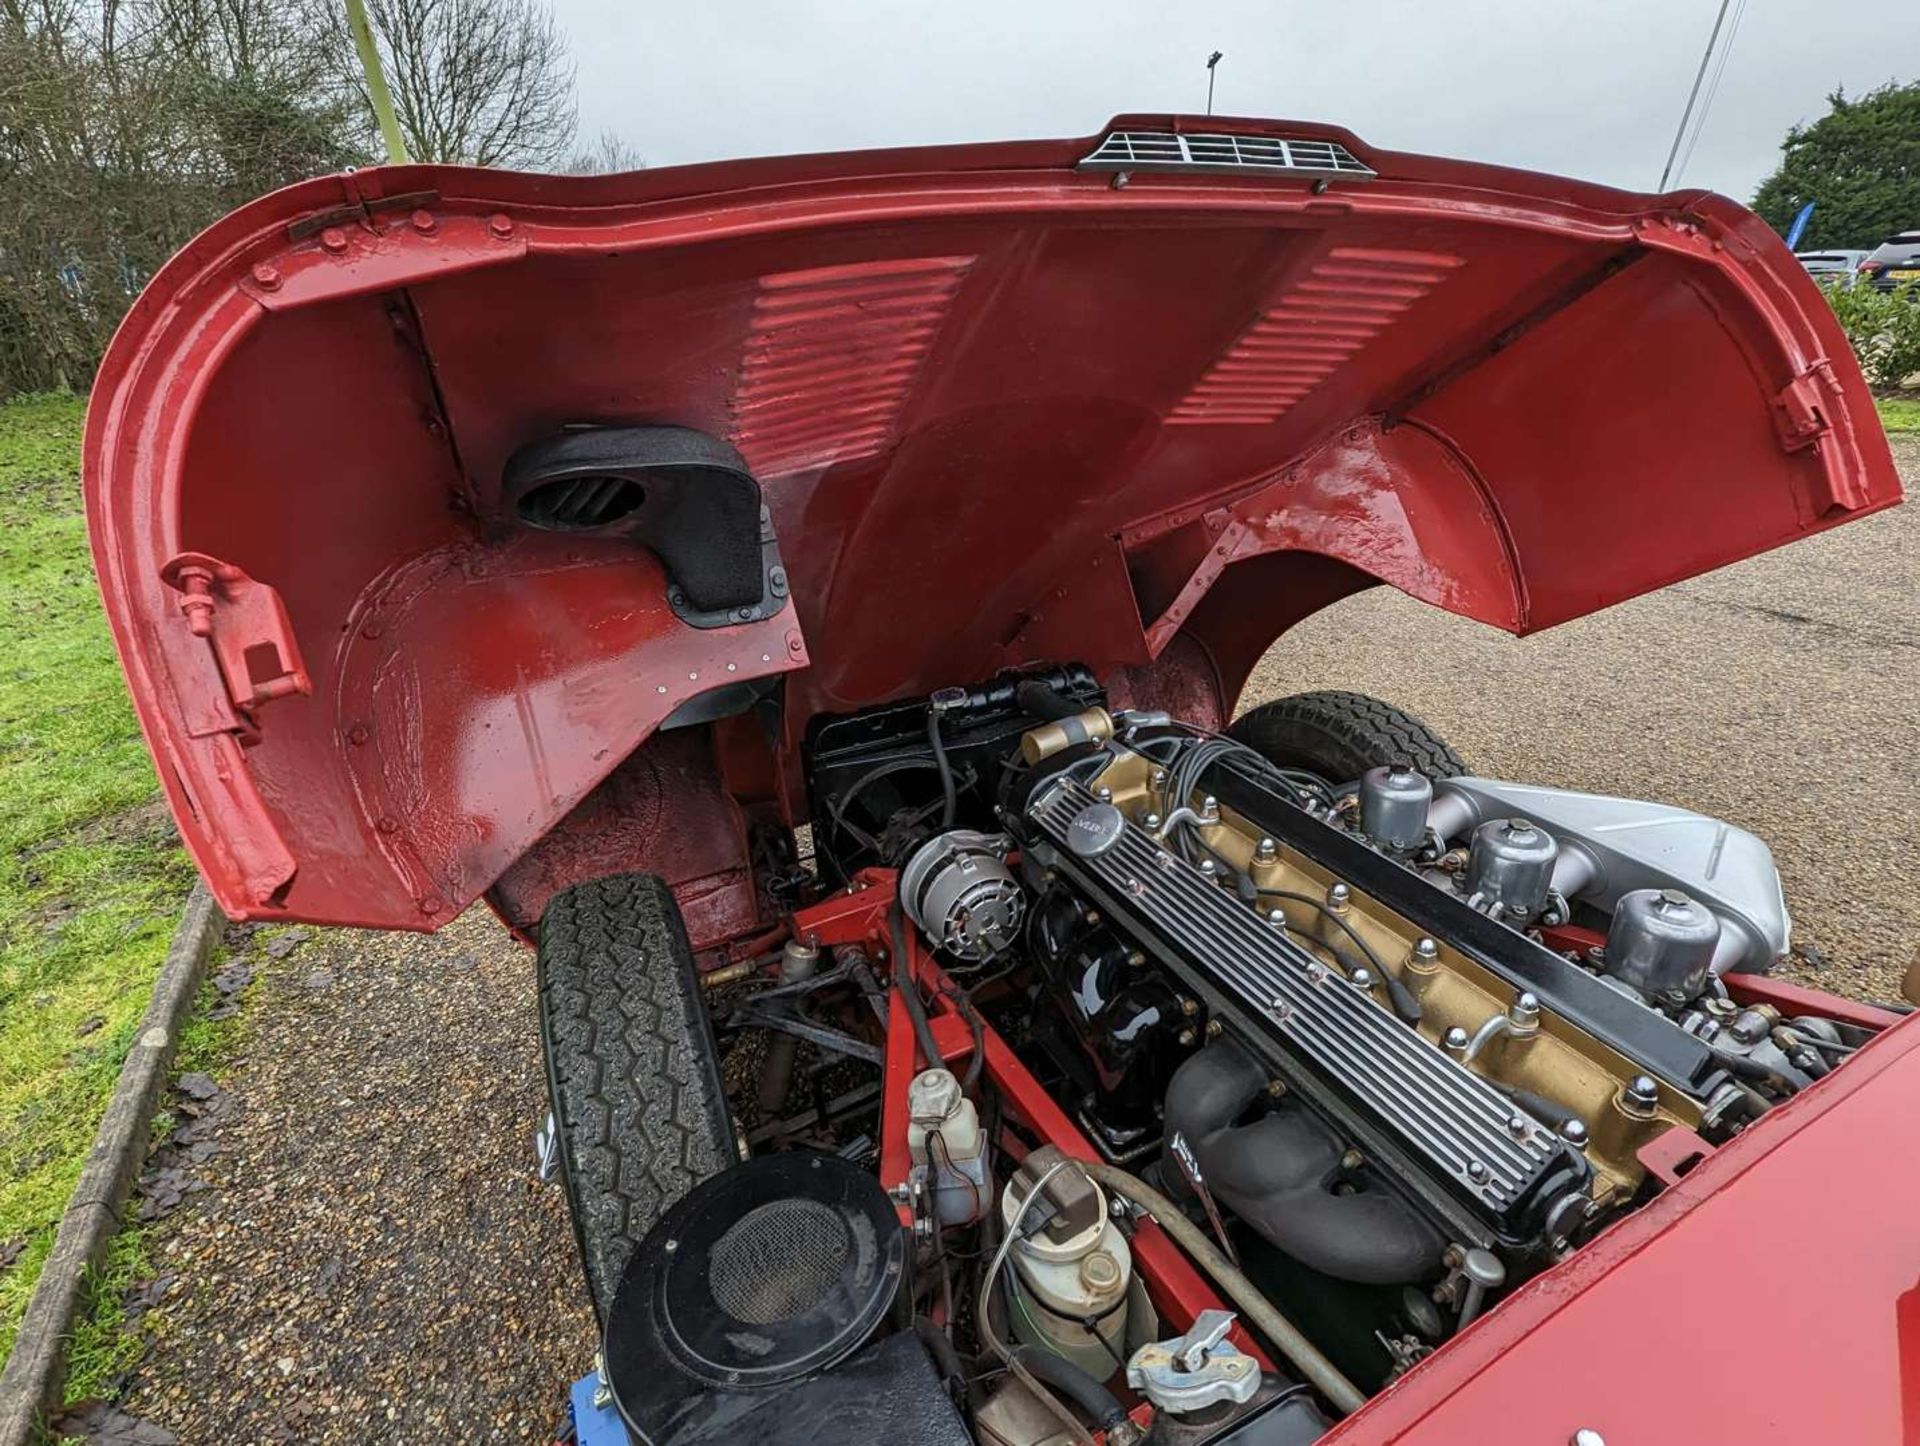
xmin=906 ymin=1069 xmax=990 ymax=1226
xmin=1001 ymin=1151 xmax=1132 ymax=1380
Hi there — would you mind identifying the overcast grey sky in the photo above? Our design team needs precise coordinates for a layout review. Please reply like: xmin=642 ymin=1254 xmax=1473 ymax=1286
xmin=562 ymin=0 xmax=1918 ymax=203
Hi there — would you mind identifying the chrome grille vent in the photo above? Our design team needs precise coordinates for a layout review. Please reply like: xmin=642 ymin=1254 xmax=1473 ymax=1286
xmin=1079 ymin=131 xmax=1375 ymax=179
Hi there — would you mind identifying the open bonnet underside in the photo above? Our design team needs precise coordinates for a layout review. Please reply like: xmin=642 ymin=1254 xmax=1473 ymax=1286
xmin=84 ymin=114 xmax=1902 ymax=932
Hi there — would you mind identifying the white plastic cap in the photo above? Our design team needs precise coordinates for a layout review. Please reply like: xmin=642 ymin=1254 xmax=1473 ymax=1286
xmin=908 ymin=1068 xmax=962 ymax=1125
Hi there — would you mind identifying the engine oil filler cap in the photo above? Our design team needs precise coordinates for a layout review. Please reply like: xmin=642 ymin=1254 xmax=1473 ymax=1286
xmin=1066 ymin=802 xmax=1126 ymax=858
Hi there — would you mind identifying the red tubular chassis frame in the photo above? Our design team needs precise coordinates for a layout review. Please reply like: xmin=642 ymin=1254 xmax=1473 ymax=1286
xmin=796 ymin=871 xmax=1269 ymax=1351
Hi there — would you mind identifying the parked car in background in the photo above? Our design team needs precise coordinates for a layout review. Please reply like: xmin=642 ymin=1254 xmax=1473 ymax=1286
xmin=1796 ymin=248 xmax=1869 ymax=284
xmin=1858 ymin=231 xmax=1920 ymax=292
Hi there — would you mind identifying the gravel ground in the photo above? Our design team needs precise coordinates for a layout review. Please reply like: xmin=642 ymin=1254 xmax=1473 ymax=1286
xmin=120 ymin=912 xmax=590 ymax=1444
xmin=113 ymin=439 xmax=1914 ymax=1442
xmin=1248 ymin=435 xmax=1920 ymax=1003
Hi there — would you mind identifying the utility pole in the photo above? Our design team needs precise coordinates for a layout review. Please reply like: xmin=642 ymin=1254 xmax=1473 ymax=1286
xmin=1206 ymin=52 xmax=1224 ymax=116
xmin=344 ymin=0 xmax=412 ymax=164
xmin=1657 ymin=0 xmax=1731 ymax=191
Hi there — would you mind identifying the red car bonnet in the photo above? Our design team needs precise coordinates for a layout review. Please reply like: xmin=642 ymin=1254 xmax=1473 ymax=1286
xmin=84 ymin=115 xmax=1900 ymax=931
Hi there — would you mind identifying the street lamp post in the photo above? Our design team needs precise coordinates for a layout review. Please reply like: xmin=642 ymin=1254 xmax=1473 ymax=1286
xmin=1206 ymin=51 xmax=1224 ymax=116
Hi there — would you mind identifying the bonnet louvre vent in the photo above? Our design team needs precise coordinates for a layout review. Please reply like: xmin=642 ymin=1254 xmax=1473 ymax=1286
xmin=1170 ymin=247 xmax=1463 ymax=424
xmin=729 ymin=255 xmax=973 ymax=479
xmin=1079 ymin=131 xmax=1375 ymax=179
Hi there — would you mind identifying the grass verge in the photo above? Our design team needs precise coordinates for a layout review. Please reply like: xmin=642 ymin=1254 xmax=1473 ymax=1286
xmin=1877 ymin=395 xmax=1920 ymax=433
xmin=0 ymin=393 xmax=193 ymax=1369
xmin=56 ymin=966 xmax=244 ymax=1408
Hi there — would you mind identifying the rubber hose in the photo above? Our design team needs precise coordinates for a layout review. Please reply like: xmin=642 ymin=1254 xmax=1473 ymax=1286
xmin=1014 ymin=679 xmax=1082 ymax=721
xmin=1009 ymin=1357 xmax=1097 ymax=1446
xmin=889 ymin=905 xmax=942 ymax=1070
xmin=1008 ymin=1346 xmax=1126 ymax=1432
xmin=914 ymin=1317 xmax=967 ymax=1395
xmin=1076 ymin=1160 xmax=1367 ymax=1416
xmin=943 ymin=985 xmax=986 ymax=1092
xmin=927 ymin=708 xmax=958 ymax=828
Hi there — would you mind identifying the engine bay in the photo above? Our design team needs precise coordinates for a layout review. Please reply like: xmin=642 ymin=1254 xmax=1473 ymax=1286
xmin=600 ymin=670 xmax=1885 ymax=1446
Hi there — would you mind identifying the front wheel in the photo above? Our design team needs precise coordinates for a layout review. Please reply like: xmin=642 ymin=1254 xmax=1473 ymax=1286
xmin=537 ymin=873 xmax=737 ymax=1320
xmin=1228 ymin=690 xmax=1467 ymax=782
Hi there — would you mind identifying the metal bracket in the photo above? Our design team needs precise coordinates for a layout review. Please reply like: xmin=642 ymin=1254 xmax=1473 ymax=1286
xmin=1771 ymin=365 xmax=1832 ymax=452
xmin=723 ymin=961 xmax=885 ymax=1065
xmin=159 ymin=552 xmax=311 ymax=730
xmin=1126 ymin=1309 xmax=1262 ymax=1415
xmin=666 ymin=505 xmax=791 ymax=630
xmin=1168 ymin=1131 xmax=1240 ymax=1268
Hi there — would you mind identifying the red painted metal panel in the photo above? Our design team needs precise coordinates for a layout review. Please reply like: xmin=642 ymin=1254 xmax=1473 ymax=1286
xmin=486 ymin=727 xmax=763 ymax=955
xmin=730 ymin=255 xmax=975 ymax=477
xmin=1723 ymin=970 xmax=1911 ymax=1033
xmin=86 ymin=115 xmax=1901 ymax=931
xmin=1170 ymin=248 xmax=1464 ymax=424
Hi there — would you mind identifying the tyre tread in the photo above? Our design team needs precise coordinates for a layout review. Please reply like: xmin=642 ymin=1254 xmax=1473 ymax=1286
xmin=1229 ymin=689 xmax=1467 ymax=781
xmin=536 ymin=873 xmax=733 ymax=1319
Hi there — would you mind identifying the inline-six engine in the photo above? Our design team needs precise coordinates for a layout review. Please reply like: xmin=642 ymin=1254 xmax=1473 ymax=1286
xmin=879 ymin=691 xmax=1858 ymax=1386
xmin=783 ymin=672 xmax=1877 ymax=1417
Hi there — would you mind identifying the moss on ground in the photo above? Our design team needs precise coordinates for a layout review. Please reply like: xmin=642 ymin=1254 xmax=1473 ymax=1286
xmin=0 ymin=394 xmax=194 ymax=1371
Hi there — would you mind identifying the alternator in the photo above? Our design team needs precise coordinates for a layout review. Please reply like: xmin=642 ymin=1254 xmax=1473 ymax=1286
xmin=900 ymin=830 xmax=1024 ymax=962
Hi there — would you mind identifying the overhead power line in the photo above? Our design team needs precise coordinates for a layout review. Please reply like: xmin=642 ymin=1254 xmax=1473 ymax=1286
xmin=1658 ymin=0 xmax=1736 ymax=192
xmin=1673 ymin=0 xmax=1749 ymax=186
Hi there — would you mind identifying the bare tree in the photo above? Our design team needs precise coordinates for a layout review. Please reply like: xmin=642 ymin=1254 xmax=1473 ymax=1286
xmin=337 ymin=0 xmax=577 ymax=168
xmin=0 ymin=0 xmax=362 ymax=391
xmin=0 ymin=0 xmax=594 ymax=394
xmin=564 ymin=127 xmax=642 ymax=175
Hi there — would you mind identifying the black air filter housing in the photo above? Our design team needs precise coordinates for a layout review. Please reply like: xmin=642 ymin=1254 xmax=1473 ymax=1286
xmin=604 ymin=1154 xmax=964 ymax=1446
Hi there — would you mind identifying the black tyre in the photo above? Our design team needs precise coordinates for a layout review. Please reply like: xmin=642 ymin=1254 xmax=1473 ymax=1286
xmin=537 ymin=873 xmax=736 ymax=1320
xmin=1229 ymin=690 xmax=1466 ymax=783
